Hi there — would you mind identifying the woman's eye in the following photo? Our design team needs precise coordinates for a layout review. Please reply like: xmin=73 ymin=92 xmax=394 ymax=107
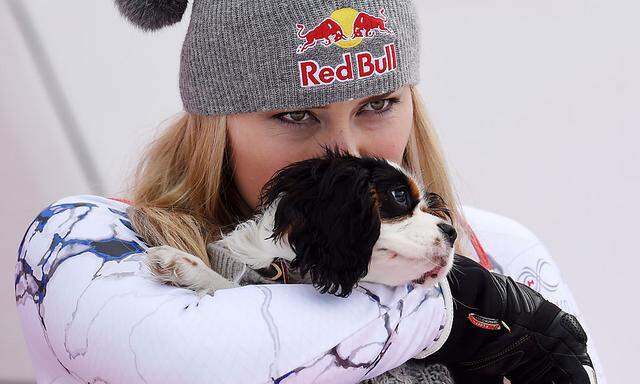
xmin=390 ymin=188 xmax=408 ymax=205
xmin=369 ymin=100 xmax=389 ymax=111
xmin=274 ymin=97 xmax=399 ymax=127
xmin=360 ymin=97 xmax=400 ymax=116
xmin=277 ymin=110 xmax=313 ymax=125
xmin=369 ymin=100 xmax=386 ymax=111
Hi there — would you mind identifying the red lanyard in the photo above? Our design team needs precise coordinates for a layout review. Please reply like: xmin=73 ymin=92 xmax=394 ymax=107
xmin=109 ymin=197 xmax=133 ymax=205
xmin=462 ymin=218 xmax=493 ymax=270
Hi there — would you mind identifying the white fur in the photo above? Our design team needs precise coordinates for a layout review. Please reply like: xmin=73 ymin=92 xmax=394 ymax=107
xmin=363 ymin=201 xmax=455 ymax=287
xmin=211 ymin=198 xmax=296 ymax=269
xmin=145 ymin=165 xmax=455 ymax=294
xmin=143 ymin=198 xmax=298 ymax=295
xmin=145 ymin=245 xmax=239 ymax=296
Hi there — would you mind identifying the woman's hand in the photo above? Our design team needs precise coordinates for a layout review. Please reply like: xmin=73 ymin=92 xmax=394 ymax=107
xmin=419 ymin=255 xmax=597 ymax=384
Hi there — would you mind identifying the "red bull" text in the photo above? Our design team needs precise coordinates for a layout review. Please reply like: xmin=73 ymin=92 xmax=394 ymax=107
xmin=298 ymin=43 xmax=397 ymax=87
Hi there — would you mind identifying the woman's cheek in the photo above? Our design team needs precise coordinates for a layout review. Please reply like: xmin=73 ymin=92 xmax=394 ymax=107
xmin=369 ymin=125 xmax=412 ymax=164
xmin=242 ymin=151 xmax=303 ymax=209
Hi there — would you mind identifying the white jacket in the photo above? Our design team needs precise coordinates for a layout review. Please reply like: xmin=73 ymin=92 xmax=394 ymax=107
xmin=14 ymin=194 xmax=606 ymax=383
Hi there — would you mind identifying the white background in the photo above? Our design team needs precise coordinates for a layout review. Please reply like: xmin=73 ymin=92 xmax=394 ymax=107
xmin=1 ymin=0 xmax=638 ymax=382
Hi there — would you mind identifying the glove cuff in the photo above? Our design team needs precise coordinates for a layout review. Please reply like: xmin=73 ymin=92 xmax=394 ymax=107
xmin=525 ymin=299 xmax=562 ymax=332
xmin=413 ymin=278 xmax=455 ymax=359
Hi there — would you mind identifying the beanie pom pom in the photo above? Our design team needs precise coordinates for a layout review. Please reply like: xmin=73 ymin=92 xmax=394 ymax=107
xmin=114 ymin=0 xmax=189 ymax=31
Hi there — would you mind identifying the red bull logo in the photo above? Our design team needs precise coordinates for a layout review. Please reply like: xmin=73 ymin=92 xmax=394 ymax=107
xmin=296 ymin=18 xmax=349 ymax=54
xmin=295 ymin=7 xmax=398 ymax=88
xmin=352 ymin=8 xmax=394 ymax=39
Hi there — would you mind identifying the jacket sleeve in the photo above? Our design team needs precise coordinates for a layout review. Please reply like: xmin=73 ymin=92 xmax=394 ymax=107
xmin=460 ymin=205 xmax=608 ymax=384
xmin=14 ymin=194 xmax=451 ymax=384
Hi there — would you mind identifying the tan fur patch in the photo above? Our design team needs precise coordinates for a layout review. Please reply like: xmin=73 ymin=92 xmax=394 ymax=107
xmin=407 ymin=176 xmax=421 ymax=201
xmin=182 ymin=257 xmax=197 ymax=266
xmin=369 ymin=186 xmax=381 ymax=216
xmin=151 ymin=258 xmax=175 ymax=276
xmin=162 ymin=259 xmax=176 ymax=273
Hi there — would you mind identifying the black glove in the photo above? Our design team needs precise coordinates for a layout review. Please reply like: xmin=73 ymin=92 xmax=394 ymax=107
xmin=420 ymin=254 xmax=597 ymax=384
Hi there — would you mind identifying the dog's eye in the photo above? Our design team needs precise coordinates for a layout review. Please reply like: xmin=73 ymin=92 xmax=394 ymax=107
xmin=390 ymin=188 xmax=408 ymax=205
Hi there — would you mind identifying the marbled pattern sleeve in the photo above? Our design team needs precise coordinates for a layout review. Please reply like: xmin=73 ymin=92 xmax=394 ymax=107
xmin=14 ymin=195 xmax=452 ymax=384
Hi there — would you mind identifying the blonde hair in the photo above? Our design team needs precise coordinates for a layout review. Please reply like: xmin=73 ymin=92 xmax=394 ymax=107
xmin=125 ymin=85 xmax=472 ymax=266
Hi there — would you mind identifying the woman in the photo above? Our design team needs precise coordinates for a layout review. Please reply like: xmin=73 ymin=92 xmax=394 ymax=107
xmin=14 ymin=0 xmax=604 ymax=383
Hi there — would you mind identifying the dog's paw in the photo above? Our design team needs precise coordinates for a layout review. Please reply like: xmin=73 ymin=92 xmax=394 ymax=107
xmin=144 ymin=245 xmax=200 ymax=282
xmin=145 ymin=245 xmax=237 ymax=295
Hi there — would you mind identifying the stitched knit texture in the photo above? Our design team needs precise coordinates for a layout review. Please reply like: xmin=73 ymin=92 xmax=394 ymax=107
xmin=179 ymin=0 xmax=421 ymax=115
xmin=206 ymin=243 xmax=455 ymax=383
xmin=361 ymin=360 xmax=454 ymax=384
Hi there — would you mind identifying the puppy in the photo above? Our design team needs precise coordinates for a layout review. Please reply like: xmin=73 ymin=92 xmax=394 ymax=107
xmin=145 ymin=145 xmax=456 ymax=298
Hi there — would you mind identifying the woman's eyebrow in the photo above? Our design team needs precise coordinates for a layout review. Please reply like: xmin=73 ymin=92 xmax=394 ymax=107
xmin=266 ymin=90 xmax=397 ymax=114
xmin=360 ymin=90 xmax=396 ymax=104
xmin=314 ymin=90 xmax=396 ymax=110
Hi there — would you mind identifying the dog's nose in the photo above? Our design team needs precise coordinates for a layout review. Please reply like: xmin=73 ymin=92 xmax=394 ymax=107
xmin=437 ymin=223 xmax=457 ymax=246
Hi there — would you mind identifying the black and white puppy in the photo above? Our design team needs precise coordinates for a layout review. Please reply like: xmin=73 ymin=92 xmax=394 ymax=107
xmin=146 ymin=145 xmax=456 ymax=297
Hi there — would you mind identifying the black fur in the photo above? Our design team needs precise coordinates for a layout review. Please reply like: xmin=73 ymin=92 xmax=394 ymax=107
xmin=426 ymin=192 xmax=453 ymax=224
xmin=114 ymin=0 xmax=189 ymax=31
xmin=259 ymin=145 xmax=390 ymax=297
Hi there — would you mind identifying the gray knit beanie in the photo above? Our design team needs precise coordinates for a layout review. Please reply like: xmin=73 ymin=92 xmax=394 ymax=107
xmin=114 ymin=0 xmax=421 ymax=115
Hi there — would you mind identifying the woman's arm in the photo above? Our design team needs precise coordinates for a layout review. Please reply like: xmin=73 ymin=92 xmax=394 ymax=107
xmin=461 ymin=205 xmax=607 ymax=384
xmin=14 ymin=194 xmax=451 ymax=384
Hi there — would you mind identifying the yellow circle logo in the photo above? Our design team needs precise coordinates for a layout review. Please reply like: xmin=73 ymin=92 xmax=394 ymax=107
xmin=330 ymin=8 xmax=364 ymax=49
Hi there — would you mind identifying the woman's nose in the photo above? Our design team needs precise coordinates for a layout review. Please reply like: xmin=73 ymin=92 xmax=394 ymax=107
xmin=324 ymin=125 xmax=363 ymax=157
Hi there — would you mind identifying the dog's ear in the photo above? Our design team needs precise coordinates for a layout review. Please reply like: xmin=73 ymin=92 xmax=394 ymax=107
xmin=259 ymin=147 xmax=381 ymax=297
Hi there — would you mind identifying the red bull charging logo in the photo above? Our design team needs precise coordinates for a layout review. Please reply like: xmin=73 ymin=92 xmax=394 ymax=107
xmin=295 ymin=7 xmax=398 ymax=88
